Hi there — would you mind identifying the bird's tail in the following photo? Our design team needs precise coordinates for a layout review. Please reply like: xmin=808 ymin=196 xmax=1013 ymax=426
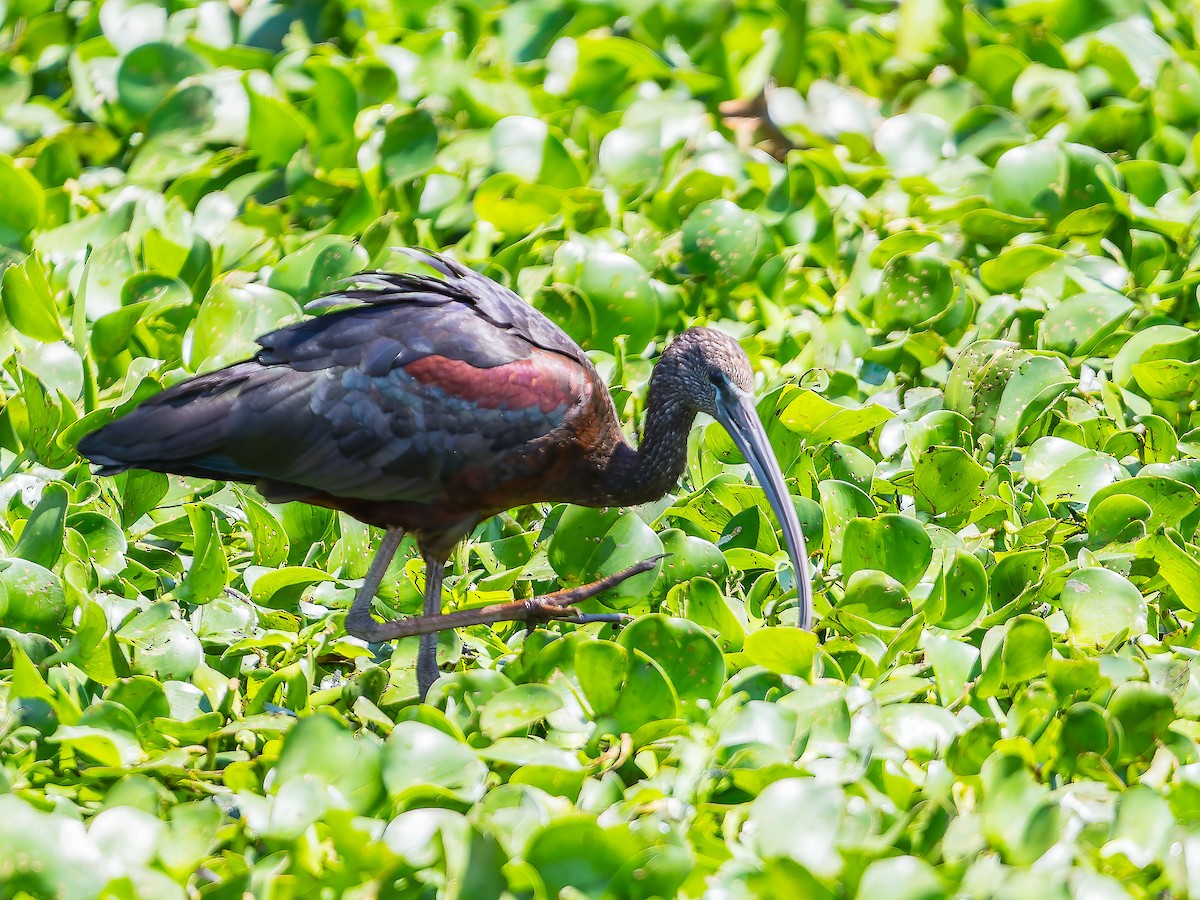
xmin=77 ymin=362 xmax=263 ymax=481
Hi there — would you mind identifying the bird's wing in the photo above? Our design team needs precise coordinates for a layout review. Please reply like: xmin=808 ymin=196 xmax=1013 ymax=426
xmin=299 ymin=249 xmax=591 ymax=367
xmin=79 ymin=273 xmax=596 ymax=507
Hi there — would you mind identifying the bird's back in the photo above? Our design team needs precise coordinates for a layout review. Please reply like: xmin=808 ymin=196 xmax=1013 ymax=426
xmin=79 ymin=252 xmax=616 ymax=531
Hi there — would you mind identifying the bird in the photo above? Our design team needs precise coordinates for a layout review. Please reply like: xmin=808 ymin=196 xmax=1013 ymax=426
xmin=78 ymin=249 xmax=813 ymax=699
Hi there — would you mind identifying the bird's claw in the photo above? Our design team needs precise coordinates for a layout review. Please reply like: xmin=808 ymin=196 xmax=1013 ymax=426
xmin=520 ymin=599 xmax=631 ymax=627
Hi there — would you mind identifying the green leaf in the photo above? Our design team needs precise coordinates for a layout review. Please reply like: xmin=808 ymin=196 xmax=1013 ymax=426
xmin=117 ymin=43 xmax=207 ymax=118
xmin=13 ymin=482 xmax=68 ymax=570
xmin=0 ymin=156 xmax=45 ymax=246
xmin=525 ymin=817 xmax=639 ymax=899
xmin=186 ymin=281 xmax=301 ymax=372
xmin=1137 ymin=530 xmax=1200 ymax=611
xmin=2 ymin=254 xmax=61 ymax=341
xmin=874 ymin=253 xmax=957 ymax=332
xmin=743 ymin=626 xmax=818 ymax=677
xmin=682 ymin=199 xmax=769 ymax=285
xmin=682 ymin=577 xmax=745 ymax=650
xmin=547 ymin=507 xmax=664 ymax=609
xmin=174 ymin=503 xmax=229 ymax=605
xmin=273 ymin=712 xmax=383 ymax=814
xmin=0 ymin=558 xmax=67 ymax=631
xmin=575 ymin=250 xmax=660 ymax=352
xmin=779 ymin=391 xmax=893 ymax=443
xmin=1059 ymin=567 xmax=1147 ymax=645
xmin=249 ymin=566 xmax=333 ymax=610
xmin=380 ymin=109 xmax=438 ymax=185
xmin=479 ymin=685 xmax=563 ymax=739
xmin=842 ymin=514 xmax=933 ymax=589
xmin=382 ymin=721 xmax=488 ymax=804
xmin=618 ymin=614 xmax=725 ymax=706
xmin=245 ymin=81 xmax=312 ymax=168
xmin=574 ymin=641 xmax=677 ymax=733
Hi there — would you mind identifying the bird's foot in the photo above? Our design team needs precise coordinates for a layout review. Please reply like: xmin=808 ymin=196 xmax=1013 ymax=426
xmin=519 ymin=602 xmax=632 ymax=627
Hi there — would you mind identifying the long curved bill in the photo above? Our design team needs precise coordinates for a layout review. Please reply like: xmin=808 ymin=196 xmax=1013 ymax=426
xmin=715 ymin=386 xmax=813 ymax=631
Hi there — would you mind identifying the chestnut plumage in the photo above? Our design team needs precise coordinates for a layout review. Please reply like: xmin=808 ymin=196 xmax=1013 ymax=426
xmin=80 ymin=249 xmax=813 ymax=698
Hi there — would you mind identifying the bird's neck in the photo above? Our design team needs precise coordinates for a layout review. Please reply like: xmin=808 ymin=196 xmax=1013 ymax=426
xmin=596 ymin=374 xmax=695 ymax=507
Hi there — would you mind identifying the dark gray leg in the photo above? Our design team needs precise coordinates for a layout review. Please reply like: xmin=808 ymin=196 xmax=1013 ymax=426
xmin=344 ymin=527 xmax=405 ymax=642
xmin=416 ymin=554 xmax=445 ymax=700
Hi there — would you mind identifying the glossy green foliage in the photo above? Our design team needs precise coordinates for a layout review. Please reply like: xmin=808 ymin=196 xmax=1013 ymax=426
xmin=3 ymin=1 xmax=1200 ymax=897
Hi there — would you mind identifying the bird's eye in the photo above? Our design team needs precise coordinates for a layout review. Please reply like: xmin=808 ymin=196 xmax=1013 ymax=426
xmin=708 ymin=371 xmax=723 ymax=386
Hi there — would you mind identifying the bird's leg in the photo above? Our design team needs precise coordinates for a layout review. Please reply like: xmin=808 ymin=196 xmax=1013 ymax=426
xmin=417 ymin=552 xmax=446 ymax=700
xmin=343 ymin=527 xmax=406 ymax=642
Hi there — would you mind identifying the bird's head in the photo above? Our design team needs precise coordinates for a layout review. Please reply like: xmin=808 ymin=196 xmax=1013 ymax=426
xmin=657 ymin=327 xmax=813 ymax=630
xmin=660 ymin=327 xmax=755 ymax=418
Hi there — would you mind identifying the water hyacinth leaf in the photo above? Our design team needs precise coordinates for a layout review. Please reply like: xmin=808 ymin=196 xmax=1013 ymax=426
xmin=575 ymin=250 xmax=659 ymax=352
xmin=269 ymin=237 xmax=370 ymax=304
xmin=1137 ymin=530 xmax=1200 ymax=611
xmin=819 ymin=479 xmax=876 ymax=563
xmin=658 ymin=528 xmax=728 ymax=586
xmin=925 ymin=549 xmax=988 ymax=631
xmin=944 ymin=340 xmax=1026 ymax=438
xmin=547 ymin=506 xmax=664 ymax=609
xmin=980 ymin=752 xmax=1060 ymax=866
xmin=978 ymin=244 xmax=1064 ymax=293
xmin=874 ymin=113 xmax=950 ymax=178
xmin=272 ymin=713 xmax=383 ymax=814
xmin=0 ymin=558 xmax=67 ymax=631
xmin=1111 ymin=324 xmax=1195 ymax=387
xmin=113 ymin=470 xmax=169 ymax=529
xmin=780 ymin=391 xmax=893 ymax=443
xmin=69 ymin=512 xmax=128 ymax=576
xmin=174 ymin=504 xmax=229 ymax=605
xmin=743 ymin=626 xmax=818 ymax=676
xmin=912 ymin=445 xmax=988 ymax=515
xmin=0 ymin=155 xmax=45 ymax=247
xmin=1039 ymin=292 xmax=1133 ymax=357
xmin=3 ymin=253 xmax=61 ymax=341
xmin=1060 ymin=701 xmax=1112 ymax=759
xmin=126 ymin=615 xmax=202 ymax=680
xmin=1108 ymin=682 xmax=1175 ymax=762
xmin=92 ymin=274 xmax=191 ymax=359
xmin=992 ymin=354 xmax=1074 ymax=460
xmin=842 ymin=514 xmax=932 ymax=589
xmin=378 ymin=108 xmax=438 ymax=185
xmin=525 ymin=817 xmax=640 ymax=899
xmin=683 ymin=577 xmax=745 ymax=650
xmin=473 ymin=173 xmax=562 ymax=234
xmin=923 ymin=633 xmax=980 ymax=703
xmin=874 ymin=253 xmax=956 ymax=332
xmin=117 ymin=44 xmax=207 ymax=118
xmin=618 ymin=614 xmax=725 ymax=706
xmin=186 ymin=282 xmax=301 ymax=372
xmin=1059 ymin=567 xmax=1147 ymax=644
xmin=13 ymin=482 xmax=68 ymax=570
xmin=231 ymin=486 xmax=289 ymax=568
xmin=855 ymin=856 xmax=945 ymax=900
xmin=479 ymin=685 xmax=563 ymax=739
xmin=1001 ymin=615 xmax=1052 ymax=683
xmin=1023 ymin=437 xmax=1122 ymax=505
xmin=1089 ymin=477 xmax=1200 ymax=534
xmin=382 ymin=721 xmax=488 ymax=804
xmin=682 ymin=199 xmax=768 ymax=285
xmin=747 ymin=779 xmax=843 ymax=878
xmin=245 ymin=83 xmax=311 ymax=169
xmin=575 ymin=641 xmax=677 ymax=733
xmin=250 ymin=566 xmax=334 ymax=610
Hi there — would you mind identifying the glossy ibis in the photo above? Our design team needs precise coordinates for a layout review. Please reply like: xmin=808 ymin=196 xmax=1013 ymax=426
xmin=79 ymin=250 xmax=813 ymax=698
